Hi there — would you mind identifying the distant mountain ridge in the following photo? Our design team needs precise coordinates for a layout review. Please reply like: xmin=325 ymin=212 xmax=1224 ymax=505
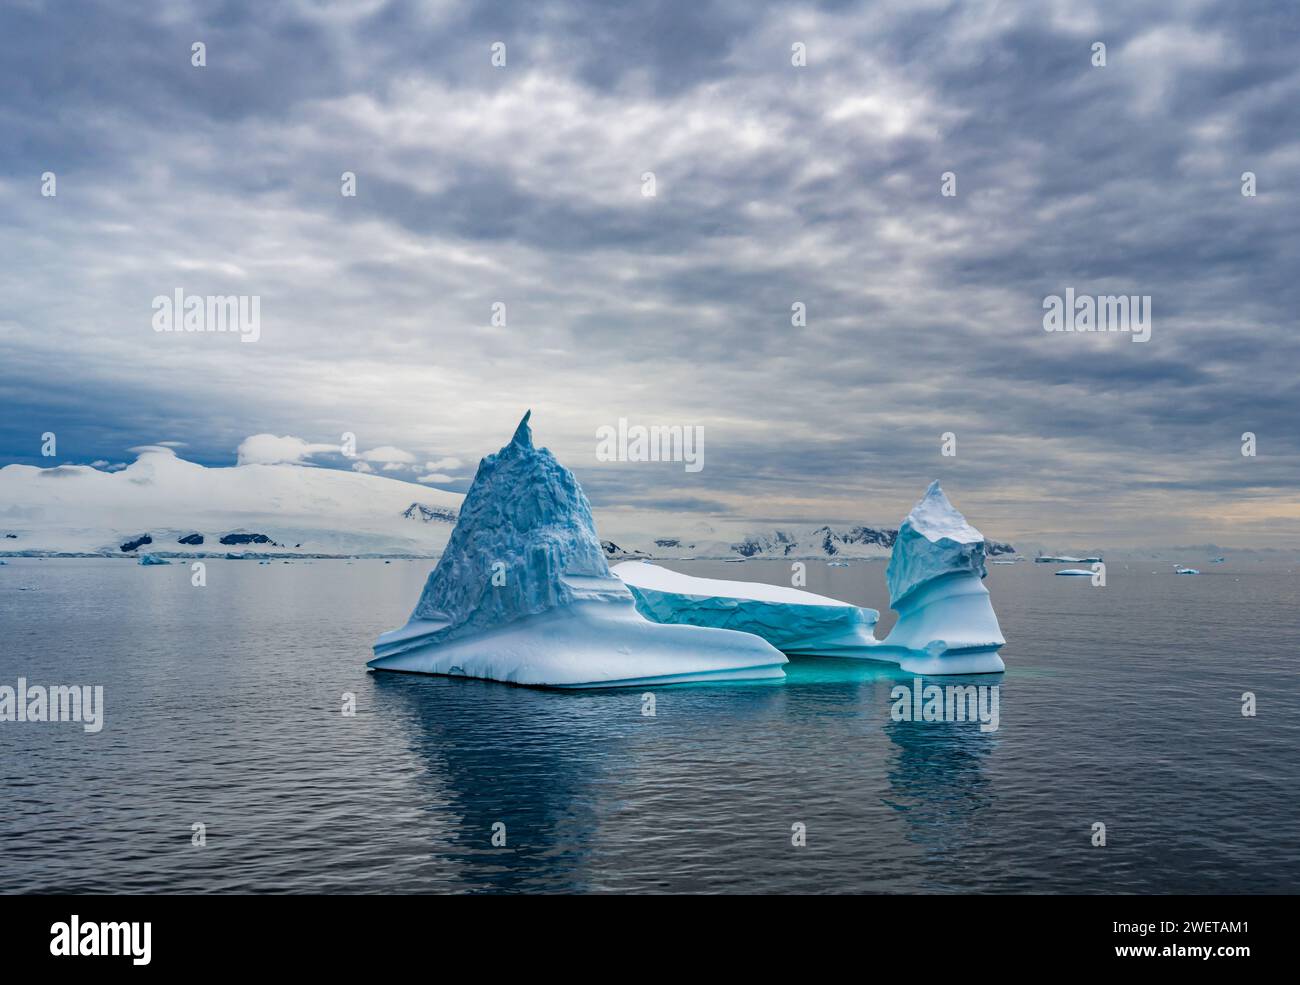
xmin=1 ymin=448 xmax=1014 ymax=559
xmin=607 ymin=524 xmax=1014 ymax=560
xmin=0 ymin=447 xmax=464 ymax=557
xmin=403 ymin=502 xmax=458 ymax=524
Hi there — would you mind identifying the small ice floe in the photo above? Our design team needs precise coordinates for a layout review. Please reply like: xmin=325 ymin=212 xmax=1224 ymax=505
xmin=1054 ymin=569 xmax=1093 ymax=576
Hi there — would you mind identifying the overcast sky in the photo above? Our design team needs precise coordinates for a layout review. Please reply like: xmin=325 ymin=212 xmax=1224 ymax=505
xmin=2 ymin=0 xmax=1297 ymax=547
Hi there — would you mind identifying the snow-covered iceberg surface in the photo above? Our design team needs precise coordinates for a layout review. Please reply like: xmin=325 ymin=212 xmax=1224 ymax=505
xmin=369 ymin=413 xmax=786 ymax=688
xmin=613 ymin=481 xmax=1006 ymax=675
xmin=614 ymin=561 xmax=879 ymax=657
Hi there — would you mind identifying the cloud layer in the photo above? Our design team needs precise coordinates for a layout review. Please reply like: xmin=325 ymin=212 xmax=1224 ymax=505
xmin=1 ymin=0 xmax=1297 ymax=545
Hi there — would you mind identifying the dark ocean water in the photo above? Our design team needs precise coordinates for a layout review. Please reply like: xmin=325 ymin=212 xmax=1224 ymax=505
xmin=1 ymin=556 xmax=1297 ymax=894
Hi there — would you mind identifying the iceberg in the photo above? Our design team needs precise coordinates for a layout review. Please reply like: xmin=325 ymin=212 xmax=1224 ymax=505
xmin=615 ymin=481 xmax=1006 ymax=675
xmin=867 ymin=480 xmax=1005 ymax=675
xmin=369 ymin=413 xmax=786 ymax=688
xmin=137 ymin=554 xmax=171 ymax=565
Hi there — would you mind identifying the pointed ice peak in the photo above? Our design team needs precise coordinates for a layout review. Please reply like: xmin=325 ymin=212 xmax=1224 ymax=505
xmin=904 ymin=480 xmax=982 ymax=545
xmin=510 ymin=410 xmax=533 ymax=449
xmin=407 ymin=410 xmax=618 ymax=635
xmin=888 ymin=480 xmax=988 ymax=609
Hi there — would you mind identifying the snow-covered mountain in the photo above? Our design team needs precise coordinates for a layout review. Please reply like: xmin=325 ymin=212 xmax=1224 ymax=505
xmin=402 ymin=502 xmax=459 ymax=524
xmin=1 ymin=447 xmax=1014 ymax=560
xmin=0 ymin=446 xmax=462 ymax=556
xmin=606 ymin=525 xmax=1014 ymax=560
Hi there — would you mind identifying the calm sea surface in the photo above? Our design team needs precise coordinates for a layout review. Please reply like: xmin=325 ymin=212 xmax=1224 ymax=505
xmin=1 ymin=556 xmax=1297 ymax=893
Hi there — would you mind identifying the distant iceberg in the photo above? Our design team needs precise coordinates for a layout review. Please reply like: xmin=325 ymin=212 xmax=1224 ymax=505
xmin=369 ymin=413 xmax=786 ymax=688
xmin=137 ymin=554 xmax=171 ymax=566
xmin=616 ymin=481 xmax=1006 ymax=675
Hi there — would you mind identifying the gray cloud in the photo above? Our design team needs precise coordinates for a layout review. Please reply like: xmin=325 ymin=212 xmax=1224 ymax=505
xmin=1 ymin=0 xmax=1297 ymax=546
